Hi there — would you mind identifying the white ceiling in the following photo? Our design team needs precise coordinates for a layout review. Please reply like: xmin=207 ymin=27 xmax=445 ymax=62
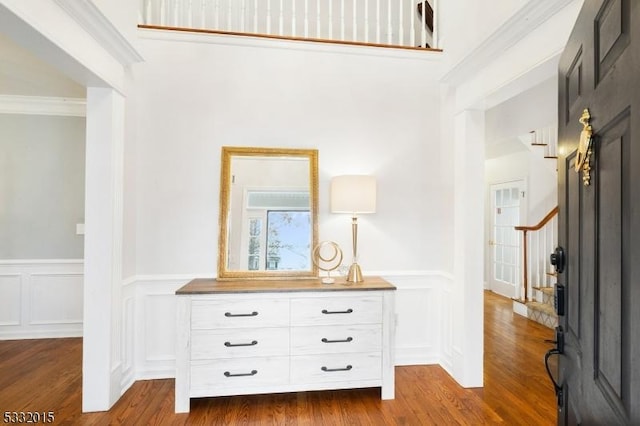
xmin=0 ymin=32 xmax=85 ymax=98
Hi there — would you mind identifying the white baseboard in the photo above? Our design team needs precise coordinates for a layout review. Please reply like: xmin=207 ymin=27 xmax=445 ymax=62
xmin=395 ymin=346 xmax=440 ymax=366
xmin=513 ymin=300 xmax=528 ymax=318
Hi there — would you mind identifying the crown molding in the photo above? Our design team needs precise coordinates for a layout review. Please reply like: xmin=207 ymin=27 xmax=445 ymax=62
xmin=53 ymin=0 xmax=143 ymax=66
xmin=441 ymin=0 xmax=577 ymax=86
xmin=0 ymin=95 xmax=86 ymax=117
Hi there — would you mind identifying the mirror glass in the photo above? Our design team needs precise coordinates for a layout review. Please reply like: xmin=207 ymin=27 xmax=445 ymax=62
xmin=218 ymin=147 xmax=319 ymax=280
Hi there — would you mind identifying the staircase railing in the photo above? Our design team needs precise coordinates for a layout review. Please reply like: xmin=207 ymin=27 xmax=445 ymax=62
xmin=514 ymin=206 xmax=558 ymax=302
xmin=139 ymin=0 xmax=439 ymax=50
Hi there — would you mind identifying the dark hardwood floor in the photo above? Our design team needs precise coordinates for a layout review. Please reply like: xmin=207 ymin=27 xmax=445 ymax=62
xmin=0 ymin=291 xmax=555 ymax=425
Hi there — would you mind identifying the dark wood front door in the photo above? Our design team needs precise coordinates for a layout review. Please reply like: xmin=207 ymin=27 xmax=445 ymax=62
xmin=556 ymin=0 xmax=639 ymax=424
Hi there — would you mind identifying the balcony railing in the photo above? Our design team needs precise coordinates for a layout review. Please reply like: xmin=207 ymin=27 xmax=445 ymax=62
xmin=139 ymin=0 xmax=439 ymax=50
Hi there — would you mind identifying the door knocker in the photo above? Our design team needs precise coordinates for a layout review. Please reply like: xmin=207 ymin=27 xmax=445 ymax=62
xmin=575 ymin=109 xmax=594 ymax=186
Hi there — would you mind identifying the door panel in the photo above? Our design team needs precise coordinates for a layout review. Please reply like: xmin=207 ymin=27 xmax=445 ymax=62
xmin=557 ymin=0 xmax=639 ymax=424
xmin=595 ymin=112 xmax=630 ymax=417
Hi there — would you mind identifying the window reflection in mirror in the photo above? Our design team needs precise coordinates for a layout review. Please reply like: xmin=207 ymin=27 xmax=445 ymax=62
xmin=218 ymin=147 xmax=318 ymax=280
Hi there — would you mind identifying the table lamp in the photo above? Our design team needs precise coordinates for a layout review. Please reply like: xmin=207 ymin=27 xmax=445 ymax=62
xmin=330 ymin=175 xmax=377 ymax=283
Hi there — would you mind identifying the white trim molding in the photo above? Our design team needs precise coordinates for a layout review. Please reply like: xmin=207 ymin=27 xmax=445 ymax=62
xmin=54 ymin=0 xmax=144 ymax=66
xmin=441 ymin=0 xmax=578 ymax=86
xmin=0 ymin=95 xmax=86 ymax=116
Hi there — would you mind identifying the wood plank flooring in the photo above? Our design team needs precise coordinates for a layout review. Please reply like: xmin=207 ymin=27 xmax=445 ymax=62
xmin=0 ymin=291 xmax=556 ymax=425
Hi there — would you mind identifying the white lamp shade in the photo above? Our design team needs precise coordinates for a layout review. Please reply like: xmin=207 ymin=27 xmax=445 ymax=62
xmin=330 ymin=175 xmax=377 ymax=214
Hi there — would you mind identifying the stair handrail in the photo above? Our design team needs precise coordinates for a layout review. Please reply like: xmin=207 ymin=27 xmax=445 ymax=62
xmin=514 ymin=206 xmax=559 ymax=232
xmin=514 ymin=206 xmax=559 ymax=302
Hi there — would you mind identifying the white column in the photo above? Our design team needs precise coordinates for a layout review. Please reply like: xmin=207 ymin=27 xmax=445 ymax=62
xmin=452 ymin=109 xmax=484 ymax=388
xmin=82 ymin=87 xmax=125 ymax=411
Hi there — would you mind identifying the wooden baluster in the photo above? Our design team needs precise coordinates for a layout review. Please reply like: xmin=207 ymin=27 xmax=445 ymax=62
xmin=340 ymin=0 xmax=345 ymax=41
xmin=375 ymin=0 xmax=380 ymax=43
xmin=267 ymin=0 xmax=272 ymax=34
xmin=187 ymin=0 xmax=192 ymax=28
xmin=214 ymin=0 xmax=219 ymax=29
xmin=239 ymin=0 xmax=245 ymax=32
xmin=421 ymin=1 xmax=426 ymax=48
xmin=183 ymin=0 xmax=188 ymax=27
xmin=291 ymin=0 xmax=296 ymax=37
xmin=159 ymin=0 xmax=166 ymax=26
xmin=200 ymin=0 xmax=206 ymax=28
xmin=316 ymin=0 xmax=321 ymax=38
xmin=304 ymin=0 xmax=309 ymax=37
xmin=364 ymin=0 xmax=369 ymax=43
xmin=171 ymin=0 xmax=179 ymax=27
xmin=328 ymin=0 xmax=333 ymax=39
xmin=410 ymin=0 xmax=415 ymax=46
xmin=432 ymin=0 xmax=439 ymax=47
xmin=386 ymin=0 xmax=391 ymax=44
xmin=253 ymin=0 xmax=258 ymax=33
xmin=279 ymin=0 xmax=284 ymax=36
xmin=142 ymin=0 xmax=150 ymax=25
xmin=398 ymin=0 xmax=403 ymax=46
xmin=352 ymin=0 xmax=357 ymax=41
xmin=523 ymin=230 xmax=528 ymax=301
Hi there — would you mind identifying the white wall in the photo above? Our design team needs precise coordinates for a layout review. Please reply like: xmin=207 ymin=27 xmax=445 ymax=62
xmin=439 ymin=0 xmax=528 ymax=70
xmin=0 ymin=114 xmax=86 ymax=259
xmin=133 ymin=31 xmax=448 ymax=276
xmin=485 ymin=77 xmax=557 ymax=147
xmin=92 ymin=0 xmax=140 ymax=46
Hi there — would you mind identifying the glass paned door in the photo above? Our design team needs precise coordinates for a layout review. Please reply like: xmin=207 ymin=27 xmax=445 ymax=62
xmin=489 ymin=181 xmax=525 ymax=298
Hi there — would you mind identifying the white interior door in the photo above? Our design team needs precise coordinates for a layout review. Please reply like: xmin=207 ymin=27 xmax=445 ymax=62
xmin=489 ymin=181 xmax=526 ymax=298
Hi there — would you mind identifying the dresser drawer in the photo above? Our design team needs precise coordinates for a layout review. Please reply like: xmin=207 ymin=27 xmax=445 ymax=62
xmin=290 ymin=296 xmax=382 ymax=326
xmin=290 ymin=324 xmax=381 ymax=355
xmin=192 ymin=327 xmax=289 ymax=359
xmin=191 ymin=299 xmax=289 ymax=329
xmin=190 ymin=356 xmax=289 ymax=394
xmin=291 ymin=353 xmax=381 ymax=384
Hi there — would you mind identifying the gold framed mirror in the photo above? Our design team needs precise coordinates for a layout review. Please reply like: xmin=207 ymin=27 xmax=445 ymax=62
xmin=217 ymin=146 xmax=319 ymax=280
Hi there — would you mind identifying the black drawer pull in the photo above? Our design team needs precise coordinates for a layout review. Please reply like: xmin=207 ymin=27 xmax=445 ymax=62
xmin=321 ymin=308 xmax=353 ymax=315
xmin=321 ymin=337 xmax=353 ymax=344
xmin=224 ymin=370 xmax=258 ymax=377
xmin=321 ymin=365 xmax=353 ymax=372
xmin=224 ymin=340 xmax=258 ymax=347
xmin=225 ymin=311 xmax=258 ymax=317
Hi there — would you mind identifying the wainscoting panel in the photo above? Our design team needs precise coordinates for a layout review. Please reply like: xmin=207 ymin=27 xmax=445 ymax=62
xmin=134 ymin=277 xmax=190 ymax=380
xmin=30 ymin=273 xmax=83 ymax=324
xmin=382 ymin=274 xmax=444 ymax=366
xmin=0 ymin=260 xmax=84 ymax=339
xmin=0 ymin=274 xmax=21 ymax=326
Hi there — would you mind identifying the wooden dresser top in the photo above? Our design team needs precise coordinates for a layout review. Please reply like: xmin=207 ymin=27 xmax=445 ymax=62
xmin=176 ymin=276 xmax=396 ymax=295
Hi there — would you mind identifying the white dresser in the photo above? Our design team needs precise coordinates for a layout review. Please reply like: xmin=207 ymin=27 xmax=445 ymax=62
xmin=175 ymin=277 xmax=396 ymax=413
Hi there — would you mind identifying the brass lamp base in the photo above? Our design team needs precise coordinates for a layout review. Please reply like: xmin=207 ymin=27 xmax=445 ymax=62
xmin=346 ymin=263 xmax=364 ymax=283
